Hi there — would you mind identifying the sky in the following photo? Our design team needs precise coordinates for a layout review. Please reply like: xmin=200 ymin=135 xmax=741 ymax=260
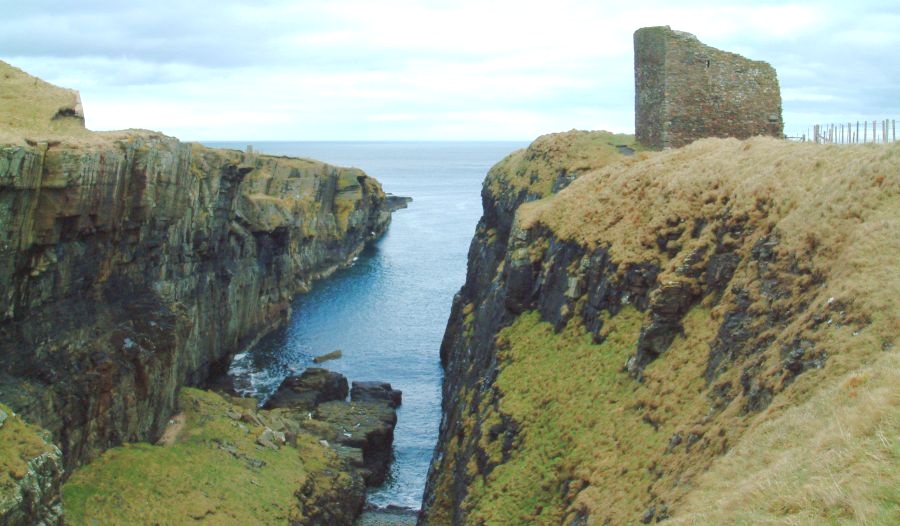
xmin=2 ymin=0 xmax=898 ymax=141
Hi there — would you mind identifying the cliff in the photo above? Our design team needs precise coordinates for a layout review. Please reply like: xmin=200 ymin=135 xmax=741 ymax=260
xmin=422 ymin=130 xmax=898 ymax=524
xmin=0 ymin=61 xmax=394 ymax=522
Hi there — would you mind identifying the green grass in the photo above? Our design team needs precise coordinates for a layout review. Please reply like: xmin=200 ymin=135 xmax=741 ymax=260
xmin=62 ymin=389 xmax=353 ymax=525
xmin=485 ymin=130 xmax=641 ymax=199
xmin=457 ymin=135 xmax=899 ymax=524
xmin=668 ymin=351 xmax=900 ymax=525
xmin=461 ymin=308 xmax=650 ymax=524
xmin=0 ymin=60 xmax=89 ymax=144
xmin=0 ymin=403 xmax=59 ymax=499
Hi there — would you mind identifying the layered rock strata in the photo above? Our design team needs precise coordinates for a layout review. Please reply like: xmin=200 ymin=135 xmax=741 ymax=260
xmin=0 ymin=61 xmax=395 ymax=523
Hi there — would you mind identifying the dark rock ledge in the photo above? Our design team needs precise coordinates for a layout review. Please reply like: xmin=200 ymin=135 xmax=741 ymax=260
xmin=261 ymin=368 xmax=402 ymax=487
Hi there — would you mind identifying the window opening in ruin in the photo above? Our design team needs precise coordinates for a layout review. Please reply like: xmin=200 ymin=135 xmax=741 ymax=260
xmin=706 ymin=60 xmax=710 ymax=68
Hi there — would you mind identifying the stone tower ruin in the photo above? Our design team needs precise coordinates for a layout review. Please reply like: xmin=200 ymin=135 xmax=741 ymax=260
xmin=634 ymin=26 xmax=783 ymax=150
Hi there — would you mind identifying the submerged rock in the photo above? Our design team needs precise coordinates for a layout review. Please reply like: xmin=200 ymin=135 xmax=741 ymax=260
xmin=313 ymin=350 xmax=344 ymax=364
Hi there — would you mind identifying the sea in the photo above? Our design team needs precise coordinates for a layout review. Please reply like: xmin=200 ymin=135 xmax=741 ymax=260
xmin=201 ymin=141 xmax=527 ymax=510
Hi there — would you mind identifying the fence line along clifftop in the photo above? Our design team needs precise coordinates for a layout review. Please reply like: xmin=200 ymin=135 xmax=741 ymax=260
xmin=801 ymin=119 xmax=897 ymax=144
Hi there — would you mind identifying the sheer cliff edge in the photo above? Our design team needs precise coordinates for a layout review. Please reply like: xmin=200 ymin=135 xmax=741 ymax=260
xmin=0 ymin=60 xmax=396 ymax=524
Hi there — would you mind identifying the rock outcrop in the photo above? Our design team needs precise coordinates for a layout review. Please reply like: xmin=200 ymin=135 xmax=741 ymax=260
xmin=422 ymin=131 xmax=898 ymax=524
xmin=0 ymin=61 xmax=396 ymax=523
xmin=0 ymin=404 xmax=64 ymax=525
xmin=263 ymin=368 xmax=350 ymax=411
xmin=260 ymin=369 xmax=402 ymax=487
xmin=351 ymin=381 xmax=403 ymax=408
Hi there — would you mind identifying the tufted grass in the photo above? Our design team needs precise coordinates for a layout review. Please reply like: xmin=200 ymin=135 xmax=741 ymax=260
xmin=455 ymin=133 xmax=899 ymax=524
xmin=668 ymin=351 xmax=899 ymax=525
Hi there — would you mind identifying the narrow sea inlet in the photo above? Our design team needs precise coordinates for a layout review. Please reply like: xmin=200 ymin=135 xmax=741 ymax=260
xmin=205 ymin=141 xmax=525 ymax=509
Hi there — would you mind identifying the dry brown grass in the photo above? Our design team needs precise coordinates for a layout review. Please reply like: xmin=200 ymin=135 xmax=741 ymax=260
xmin=668 ymin=351 xmax=899 ymax=525
xmin=474 ymin=134 xmax=899 ymax=524
xmin=520 ymin=137 xmax=900 ymax=349
xmin=0 ymin=60 xmax=94 ymax=145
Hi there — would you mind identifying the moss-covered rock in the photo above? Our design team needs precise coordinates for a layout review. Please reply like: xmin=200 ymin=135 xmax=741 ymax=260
xmin=0 ymin=403 xmax=63 ymax=526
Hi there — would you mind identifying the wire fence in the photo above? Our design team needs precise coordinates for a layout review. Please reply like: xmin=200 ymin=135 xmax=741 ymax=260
xmin=794 ymin=119 xmax=897 ymax=144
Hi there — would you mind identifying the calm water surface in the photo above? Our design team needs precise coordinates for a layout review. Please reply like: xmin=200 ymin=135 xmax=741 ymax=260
xmin=203 ymin=141 xmax=525 ymax=508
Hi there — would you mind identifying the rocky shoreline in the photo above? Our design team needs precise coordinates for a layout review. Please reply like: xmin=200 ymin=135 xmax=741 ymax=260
xmin=0 ymin=60 xmax=404 ymax=524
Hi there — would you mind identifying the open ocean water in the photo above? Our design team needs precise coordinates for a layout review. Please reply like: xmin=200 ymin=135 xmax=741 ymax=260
xmin=202 ymin=141 xmax=526 ymax=509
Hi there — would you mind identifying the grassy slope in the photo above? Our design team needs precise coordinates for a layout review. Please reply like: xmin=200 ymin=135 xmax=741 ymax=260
xmin=0 ymin=60 xmax=91 ymax=144
xmin=62 ymin=389 xmax=356 ymax=525
xmin=486 ymin=130 xmax=641 ymax=198
xmin=461 ymin=136 xmax=898 ymax=524
xmin=670 ymin=350 xmax=898 ymax=525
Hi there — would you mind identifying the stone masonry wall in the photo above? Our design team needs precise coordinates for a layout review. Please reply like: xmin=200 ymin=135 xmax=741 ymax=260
xmin=635 ymin=26 xmax=783 ymax=149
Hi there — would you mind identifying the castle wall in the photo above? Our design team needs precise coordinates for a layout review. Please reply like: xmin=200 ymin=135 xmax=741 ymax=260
xmin=635 ymin=26 xmax=783 ymax=149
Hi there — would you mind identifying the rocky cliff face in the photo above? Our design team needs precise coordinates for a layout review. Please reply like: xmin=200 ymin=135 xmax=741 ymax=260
xmin=422 ymin=131 xmax=898 ymax=524
xmin=0 ymin=62 xmax=392 ymax=487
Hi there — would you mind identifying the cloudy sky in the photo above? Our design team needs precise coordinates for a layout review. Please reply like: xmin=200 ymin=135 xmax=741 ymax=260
xmin=2 ymin=0 xmax=898 ymax=140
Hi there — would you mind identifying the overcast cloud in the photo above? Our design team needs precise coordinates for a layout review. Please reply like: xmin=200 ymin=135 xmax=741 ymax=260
xmin=2 ymin=0 xmax=897 ymax=140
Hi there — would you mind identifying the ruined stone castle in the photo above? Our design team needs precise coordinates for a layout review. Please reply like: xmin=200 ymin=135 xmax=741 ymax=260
xmin=634 ymin=26 xmax=783 ymax=150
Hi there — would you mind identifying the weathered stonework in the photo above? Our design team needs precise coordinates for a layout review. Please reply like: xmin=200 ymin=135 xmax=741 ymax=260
xmin=634 ymin=26 xmax=783 ymax=149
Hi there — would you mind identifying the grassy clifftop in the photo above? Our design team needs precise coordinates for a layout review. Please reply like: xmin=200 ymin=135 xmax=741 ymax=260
xmin=0 ymin=60 xmax=91 ymax=144
xmin=425 ymin=131 xmax=898 ymax=524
